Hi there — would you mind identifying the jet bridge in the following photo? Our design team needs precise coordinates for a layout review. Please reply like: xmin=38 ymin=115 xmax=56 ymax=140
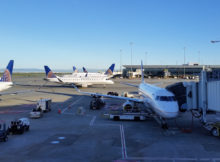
xmin=166 ymin=67 xmax=220 ymax=123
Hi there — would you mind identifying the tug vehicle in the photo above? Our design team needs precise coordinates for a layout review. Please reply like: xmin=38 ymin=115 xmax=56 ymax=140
xmin=8 ymin=118 xmax=30 ymax=134
xmin=30 ymin=108 xmax=43 ymax=119
xmin=90 ymin=96 xmax=105 ymax=110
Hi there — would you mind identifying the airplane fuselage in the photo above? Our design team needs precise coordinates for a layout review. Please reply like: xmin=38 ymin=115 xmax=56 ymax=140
xmin=45 ymin=75 xmax=114 ymax=87
xmin=139 ymin=82 xmax=179 ymax=119
xmin=0 ymin=82 xmax=13 ymax=92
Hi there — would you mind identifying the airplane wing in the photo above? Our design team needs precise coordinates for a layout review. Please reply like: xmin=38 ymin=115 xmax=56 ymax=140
xmin=73 ymin=84 xmax=143 ymax=103
xmin=0 ymin=90 xmax=33 ymax=96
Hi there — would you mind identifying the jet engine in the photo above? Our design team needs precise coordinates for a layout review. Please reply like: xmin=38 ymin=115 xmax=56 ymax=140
xmin=122 ymin=101 xmax=134 ymax=111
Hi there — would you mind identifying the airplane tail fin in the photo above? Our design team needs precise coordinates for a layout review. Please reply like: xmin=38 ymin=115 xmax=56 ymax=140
xmin=0 ymin=60 xmax=14 ymax=82
xmin=105 ymin=63 xmax=115 ymax=75
xmin=83 ymin=67 xmax=88 ymax=73
xmin=44 ymin=66 xmax=56 ymax=78
xmin=73 ymin=66 xmax=78 ymax=73
xmin=141 ymin=60 xmax=145 ymax=83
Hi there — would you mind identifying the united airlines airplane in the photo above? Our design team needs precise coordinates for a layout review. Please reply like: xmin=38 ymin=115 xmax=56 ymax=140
xmin=44 ymin=66 xmax=114 ymax=87
xmin=70 ymin=64 xmax=115 ymax=78
xmin=0 ymin=60 xmax=14 ymax=92
xmin=74 ymin=61 xmax=179 ymax=128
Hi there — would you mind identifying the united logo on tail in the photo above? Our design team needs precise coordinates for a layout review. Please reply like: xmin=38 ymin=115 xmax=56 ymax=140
xmin=44 ymin=66 xmax=56 ymax=78
xmin=0 ymin=60 xmax=14 ymax=82
xmin=105 ymin=63 xmax=115 ymax=75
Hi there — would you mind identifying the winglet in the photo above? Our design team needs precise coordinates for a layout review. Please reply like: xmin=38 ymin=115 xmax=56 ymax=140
xmin=105 ymin=63 xmax=115 ymax=75
xmin=0 ymin=60 xmax=14 ymax=82
xmin=141 ymin=60 xmax=145 ymax=83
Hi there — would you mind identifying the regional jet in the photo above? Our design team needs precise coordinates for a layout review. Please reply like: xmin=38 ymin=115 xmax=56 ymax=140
xmin=0 ymin=60 xmax=14 ymax=92
xmin=70 ymin=64 xmax=115 ymax=78
xmin=74 ymin=61 xmax=179 ymax=128
xmin=44 ymin=66 xmax=114 ymax=87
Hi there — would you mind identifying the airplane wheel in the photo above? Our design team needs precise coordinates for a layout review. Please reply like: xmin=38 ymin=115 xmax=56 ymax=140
xmin=162 ymin=124 xmax=168 ymax=129
xmin=211 ymin=128 xmax=219 ymax=137
xmin=114 ymin=116 xmax=120 ymax=121
xmin=4 ymin=136 xmax=8 ymax=142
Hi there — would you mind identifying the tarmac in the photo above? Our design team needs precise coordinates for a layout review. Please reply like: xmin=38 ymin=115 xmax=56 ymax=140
xmin=0 ymin=75 xmax=220 ymax=162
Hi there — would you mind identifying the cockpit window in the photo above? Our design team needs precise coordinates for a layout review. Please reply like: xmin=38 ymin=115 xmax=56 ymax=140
xmin=155 ymin=96 xmax=176 ymax=101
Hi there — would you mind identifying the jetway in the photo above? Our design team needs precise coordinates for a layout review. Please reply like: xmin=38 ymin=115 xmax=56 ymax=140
xmin=166 ymin=67 xmax=220 ymax=123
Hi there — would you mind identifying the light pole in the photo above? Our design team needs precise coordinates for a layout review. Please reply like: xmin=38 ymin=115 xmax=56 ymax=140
xmin=183 ymin=47 xmax=186 ymax=78
xmin=130 ymin=42 xmax=133 ymax=73
xmin=120 ymin=49 xmax=122 ymax=73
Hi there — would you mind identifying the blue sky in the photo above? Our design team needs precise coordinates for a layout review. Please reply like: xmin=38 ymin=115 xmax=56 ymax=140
xmin=0 ymin=0 xmax=220 ymax=70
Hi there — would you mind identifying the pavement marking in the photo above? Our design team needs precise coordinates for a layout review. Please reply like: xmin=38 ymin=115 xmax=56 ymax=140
xmin=58 ymin=137 xmax=66 ymax=140
xmin=89 ymin=116 xmax=96 ymax=126
xmin=120 ymin=124 xmax=127 ymax=159
xmin=126 ymin=157 xmax=220 ymax=161
xmin=87 ymin=122 xmax=128 ymax=159
xmin=50 ymin=141 xmax=60 ymax=144
xmin=61 ymin=96 xmax=83 ymax=113
xmin=0 ymin=110 xmax=30 ymax=114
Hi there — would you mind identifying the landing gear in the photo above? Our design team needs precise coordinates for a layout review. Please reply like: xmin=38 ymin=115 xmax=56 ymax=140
xmin=211 ymin=128 xmax=218 ymax=137
xmin=162 ymin=123 xmax=168 ymax=129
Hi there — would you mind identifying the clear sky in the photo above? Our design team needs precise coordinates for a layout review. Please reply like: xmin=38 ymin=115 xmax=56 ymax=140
xmin=0 ymin=0 xmax=220 ymax=70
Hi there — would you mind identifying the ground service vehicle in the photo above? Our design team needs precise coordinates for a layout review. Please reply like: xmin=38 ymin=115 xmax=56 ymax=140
xmin=8 ymin=118 xmax=30 ymax=134
xmin=30 ymin=108 xmax=43 ymax=118
xmin=37 ymin=99 xmax=52 ymax=112
xmin=0 ymin=121 xmax=8 ymax=142
xmin=90 ymin=97 xmax=105 ymax=110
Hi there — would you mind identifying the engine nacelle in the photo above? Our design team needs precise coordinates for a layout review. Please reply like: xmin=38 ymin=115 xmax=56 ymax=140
xmin=122 ymin=101 xmax=134 ymax=111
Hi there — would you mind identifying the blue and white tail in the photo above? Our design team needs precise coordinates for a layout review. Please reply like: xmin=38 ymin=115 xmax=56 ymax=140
xmin=141 ymin=60 xmax=145 ymax=83
xmin=83 ymin=67 xmax=88 ymax=73
xmin=105 ymin=63 xmax=115 ymax=75
xmin=44 ymin=66 xmax=56 ymax=78
xmin=0 ymin=60 xmax=14 ymax=82
xmin=73 ymin=66 xmax=78 ymax=73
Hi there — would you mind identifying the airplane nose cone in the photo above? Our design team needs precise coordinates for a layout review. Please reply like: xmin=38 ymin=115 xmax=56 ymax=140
xmin=158 ymin=102 xmax=179 ymax=118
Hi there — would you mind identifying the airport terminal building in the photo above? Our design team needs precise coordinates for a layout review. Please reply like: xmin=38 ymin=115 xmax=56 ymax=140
xmin=123 ymin=64 xmax=220 ymax=78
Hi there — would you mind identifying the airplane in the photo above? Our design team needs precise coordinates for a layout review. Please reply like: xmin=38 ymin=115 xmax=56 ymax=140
xmin=73 ymin=61 xmax=179 ymax=128
xmin=44 ymin=66 xmax=114 ymax=88
xmin=0 ymin=60 xmax=14 ymax=92
xmin=82 ymin=67 xmax=88 ymax=73
xmin=73 ymin=66 xmax=77 ymax=73
xmin=70 ymin=64 xmax=115 ymax=78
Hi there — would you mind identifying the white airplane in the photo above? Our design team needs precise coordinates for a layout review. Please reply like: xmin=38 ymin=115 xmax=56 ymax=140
xmin=72 ymin=66 xmax=78 ymax=73
xmin=74 ymin=61 xmax=179 ymax=128
xmin=69 ymin=64 xmax=115 ymax=78
xmin=44 ymin=66 xmax=114 ymax=88
xmin=0 ymin=60 xmax=14 ymax=92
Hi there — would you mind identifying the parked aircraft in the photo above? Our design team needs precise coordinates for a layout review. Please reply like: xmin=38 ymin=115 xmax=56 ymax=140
xmin=73 ymin=66 xmax=77 ymax=73
xmin=74 ymin=61 xmax=179 ymax=128
xmin=44 ymin=66 xmax=114 ymax=87
xmin=71 ymin=64 xmax=115 ymax=78
xmin=0 ymin=60 xmax=14 ymax=92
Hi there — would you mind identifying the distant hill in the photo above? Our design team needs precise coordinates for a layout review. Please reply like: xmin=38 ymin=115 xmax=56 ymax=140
xmin=0 ymin=68 xmax=107 ymax=73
